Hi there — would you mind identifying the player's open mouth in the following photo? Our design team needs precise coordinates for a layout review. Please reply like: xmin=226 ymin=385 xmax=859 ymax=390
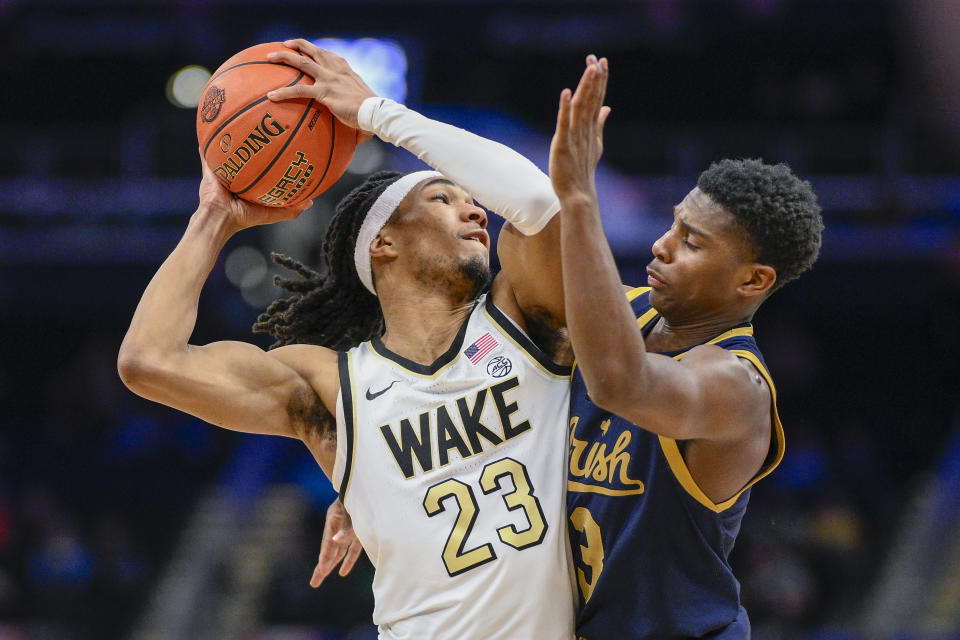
xmin=462 ymin=230 xmax=489 ymax=248
xmin=646 ymin=267 xmax=666 ymax=288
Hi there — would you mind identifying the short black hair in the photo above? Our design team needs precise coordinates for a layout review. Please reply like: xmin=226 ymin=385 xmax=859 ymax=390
xmin=697 ymin=158 xmax=823 ymax=290
xmin=253 ymin=170 xmax=404 ymax=350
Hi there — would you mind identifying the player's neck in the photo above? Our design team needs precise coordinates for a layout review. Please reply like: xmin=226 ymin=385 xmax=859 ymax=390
xmin=378 ymin=291 xmax=477 ymax=365
xmin=645 ymin=311 xmax=752 ymax=353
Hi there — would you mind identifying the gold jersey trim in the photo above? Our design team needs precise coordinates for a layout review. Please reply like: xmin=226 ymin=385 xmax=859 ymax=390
xmin=625 ymin=286 xmax=651 ymax=302
xmin=567 ymin=480 xmax=646 ymax=496
xmin=571 ymin=286 xmax=782 ymax=513
xmin=706 ymin=326 xmax=754 ymax=344
xmin=658 ymin=347 xmax=784 ymax=513
xmin=635 ymin=307 xmax=659 ymax=331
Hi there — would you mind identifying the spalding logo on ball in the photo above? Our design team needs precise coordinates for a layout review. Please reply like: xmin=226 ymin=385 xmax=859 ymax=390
xmin=196 ymin=42 xmax=358 ymax=207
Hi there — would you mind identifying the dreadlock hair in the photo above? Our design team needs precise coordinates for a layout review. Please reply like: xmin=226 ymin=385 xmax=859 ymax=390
xmin=253 ymin=170 xmax=405 ymax=350
xmin=697 ymin=158 xmax=824 ymax=292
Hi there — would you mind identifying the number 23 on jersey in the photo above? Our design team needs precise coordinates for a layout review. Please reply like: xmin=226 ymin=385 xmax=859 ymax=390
xmin=423 ymin=457 xmax=548 ymax=576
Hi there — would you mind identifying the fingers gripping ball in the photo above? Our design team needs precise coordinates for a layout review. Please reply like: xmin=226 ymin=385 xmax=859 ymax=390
xmin=197 ymin=42 xmax=358 ymax=207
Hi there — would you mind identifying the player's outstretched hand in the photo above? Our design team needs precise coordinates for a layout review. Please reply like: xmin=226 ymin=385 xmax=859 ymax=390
xmin=266 ymin=39 xmax=375 ymax=142
xmin=310 ymin=499 xmax=363 ymax=588
xmin=549 ymin=54 xmax=611 ymax=206
xmin=197 ymin=148 xmax=311 ymax=233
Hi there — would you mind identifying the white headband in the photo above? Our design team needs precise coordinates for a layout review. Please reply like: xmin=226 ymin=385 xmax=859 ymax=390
xmin=353 ymin=170 xmax=443 ymax=295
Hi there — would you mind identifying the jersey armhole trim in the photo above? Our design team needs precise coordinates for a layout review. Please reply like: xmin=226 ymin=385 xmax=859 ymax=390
xmin=483 ymin=295 xmax=572 ymax=378
xmin=705 ymin=326 xmax=754 ymax=344
xmin=636 ymin=307 xmax=659 ymax=330
xmin=658 ymin=349 xmax=785 ymax=513
xmin=336 ymin=351 xmax=357 ymax=500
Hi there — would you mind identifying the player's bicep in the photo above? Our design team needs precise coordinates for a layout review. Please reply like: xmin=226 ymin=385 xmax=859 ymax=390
xmin=602 ymin=352 xmax=704 ymax=436
xmin=123 ymin=339 xmax=318 ymax=438
xmin=610 ymin=347 xmax=766 ymax=442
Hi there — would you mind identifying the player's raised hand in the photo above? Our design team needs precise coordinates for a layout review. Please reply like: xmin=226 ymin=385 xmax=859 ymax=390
xmin=196 ymin=148 xmax=311 ymax=233
xmin=266 ymin=39 xmax=375 ymax=135
xmin=549 ymin=54 xmax=611 ymax=205
xmin=310 ymin=499 xmax=363 ymax=588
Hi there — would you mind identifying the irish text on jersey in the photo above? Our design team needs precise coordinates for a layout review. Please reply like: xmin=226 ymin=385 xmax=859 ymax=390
xmin=568 ymin=416 xmax=645 ymax=495
xmin=379 ymin=376 xmax=532 ymax=479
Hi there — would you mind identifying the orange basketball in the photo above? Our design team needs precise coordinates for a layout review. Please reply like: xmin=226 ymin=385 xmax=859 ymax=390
xmin=197 ymin=42 xmax=358 ymax=207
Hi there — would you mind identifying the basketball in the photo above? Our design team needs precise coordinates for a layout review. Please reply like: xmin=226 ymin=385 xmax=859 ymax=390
xmin=196 ymin=42 xmax=358 ymax=207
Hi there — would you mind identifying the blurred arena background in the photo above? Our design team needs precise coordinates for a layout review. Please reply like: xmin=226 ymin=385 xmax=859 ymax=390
xmin=1 ymin=0 xmax=958 ymax=638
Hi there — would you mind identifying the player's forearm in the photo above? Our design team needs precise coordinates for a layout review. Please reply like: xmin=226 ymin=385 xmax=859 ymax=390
xmin=358 ymin=98 xmax=559 ymax=235
xmin=560 ymin=194 xmax=650 ymax=406
xmin=118 ymin=207 xmax=234 ymax=378
xmin=361 ymin=97 xmax=568 ymax=324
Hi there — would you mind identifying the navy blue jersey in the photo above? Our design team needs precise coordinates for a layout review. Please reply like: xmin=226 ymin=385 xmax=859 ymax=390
xmin=567 ymin=287 xmax=784 ymax=640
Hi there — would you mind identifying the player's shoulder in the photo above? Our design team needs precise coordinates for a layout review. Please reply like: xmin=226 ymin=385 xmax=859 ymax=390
xmin=267 ymin=343 xmax=341 ymax=408
xmin=682 ymin=344 xmax=771 ymax=413
xmin=268 ymin=342 xmax=338 ymax=367
xmin=682 ymin=342 xmax=756 ymax=370
xmin=682 ymin=342 xmax=766 ymax=385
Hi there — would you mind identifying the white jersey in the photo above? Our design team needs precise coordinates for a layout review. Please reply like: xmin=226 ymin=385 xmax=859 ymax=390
xmin=333 ymin=294 xmax=575 ymax=640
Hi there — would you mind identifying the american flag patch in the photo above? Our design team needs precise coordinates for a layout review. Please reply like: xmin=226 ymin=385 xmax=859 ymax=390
xmin=463 ymin=332 xmax=499 ymax=364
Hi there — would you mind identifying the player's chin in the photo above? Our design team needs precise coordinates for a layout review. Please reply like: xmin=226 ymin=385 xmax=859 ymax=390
xmin=457 ymin=241 xmax=488 ymax=265
xmin=647 ymin=288 xmax=668 ymax=312
xmin=461 ymin=254 xmax=492 ymax=297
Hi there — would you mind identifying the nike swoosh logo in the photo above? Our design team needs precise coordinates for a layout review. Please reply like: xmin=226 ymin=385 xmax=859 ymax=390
xmin=365 ymin=380 xmax=400 ymax=401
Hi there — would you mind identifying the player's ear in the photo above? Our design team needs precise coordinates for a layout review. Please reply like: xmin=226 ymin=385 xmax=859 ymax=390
xmin=737 ymin=263 xmax=776 ymax=298
xmin=370 ymin=227 xmax=399 ymax=260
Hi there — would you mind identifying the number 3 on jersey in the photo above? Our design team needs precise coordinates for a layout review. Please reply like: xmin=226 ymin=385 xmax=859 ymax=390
xmin=423 ymin=457 xmax=547 ymax=576
xmin=570 ymin=506 xmax=605 ymax=602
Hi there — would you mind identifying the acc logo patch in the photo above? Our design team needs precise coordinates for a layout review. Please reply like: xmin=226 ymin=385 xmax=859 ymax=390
xmin=200 ymin=85 xmax=226 ymax=123
xmin=486 ymin=355 xmax=512 ymax=378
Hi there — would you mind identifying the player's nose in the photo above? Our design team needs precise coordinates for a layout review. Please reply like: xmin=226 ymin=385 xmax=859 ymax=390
xmin=463 ymin=204 xmax=487 ymax=228
xmin=651 ymin=230 xmax=670 ymax=262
